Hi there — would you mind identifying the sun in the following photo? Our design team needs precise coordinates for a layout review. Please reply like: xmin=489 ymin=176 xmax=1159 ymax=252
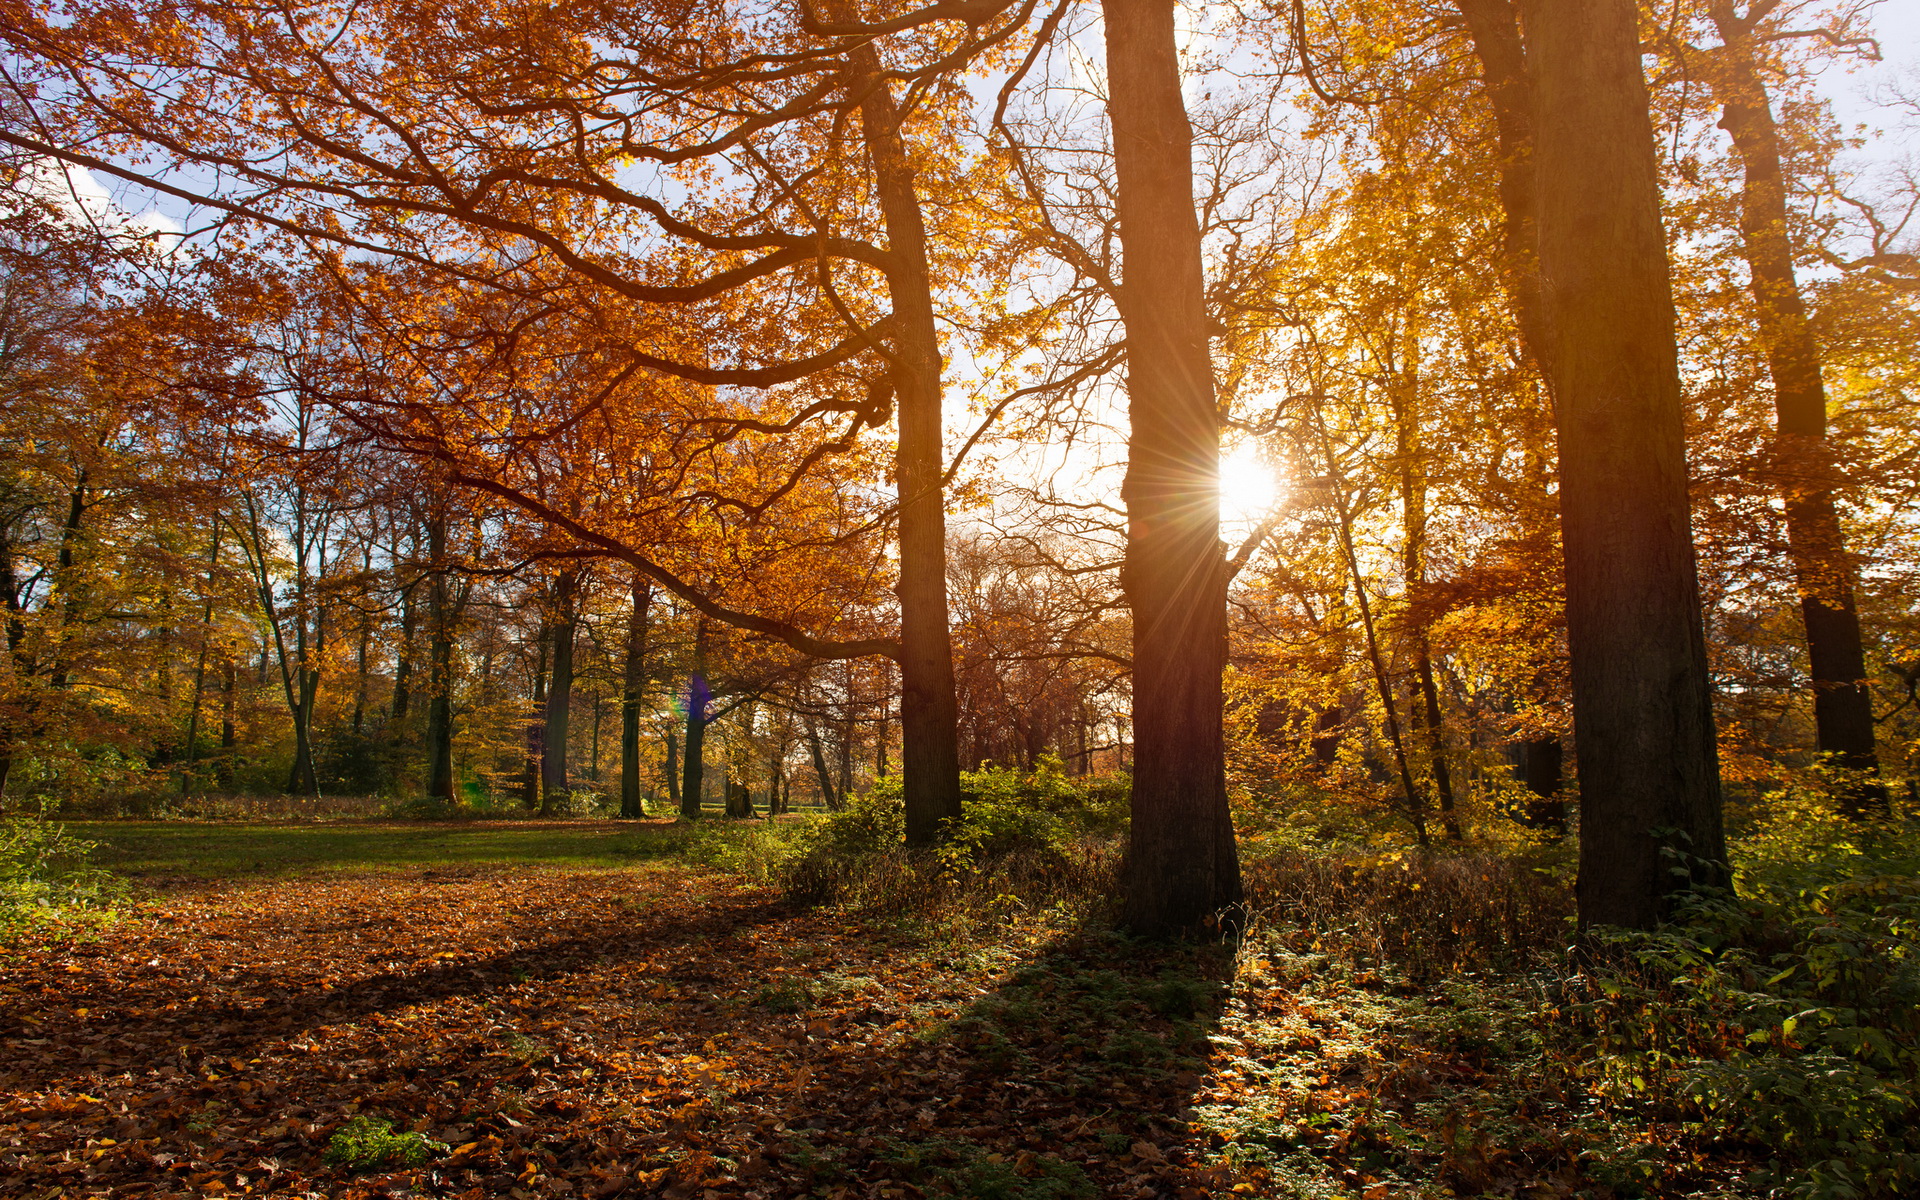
xmin=1219 ymin=445 xmax=1282 ymax=527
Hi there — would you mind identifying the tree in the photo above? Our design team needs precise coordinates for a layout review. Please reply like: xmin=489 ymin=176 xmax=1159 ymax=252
xmin=1102 ymin=0 xmax=1242 ymax=933
xmin=1524 ymin=0 xmax=1726 ymax=926
xmin=1697 ymin=0 xmax=1882 ymax=809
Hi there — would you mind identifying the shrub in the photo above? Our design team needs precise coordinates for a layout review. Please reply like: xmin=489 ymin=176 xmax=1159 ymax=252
xmin=1569 ymin=816 xmax=1920 ymax=1199
xmin=0 ymin=816 xmax=125 ymax=931
xmin=778 ymin=761 xmax=1128 ymax=917
xmin=321 ymin=1115 xmax=447 ymax=1173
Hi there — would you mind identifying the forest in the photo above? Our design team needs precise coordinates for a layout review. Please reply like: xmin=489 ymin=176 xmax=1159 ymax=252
xmin=1 ymin=0 xmax=1918 ymax=1196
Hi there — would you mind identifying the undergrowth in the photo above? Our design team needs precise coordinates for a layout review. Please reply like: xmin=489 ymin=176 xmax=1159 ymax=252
xmin=0 ymin=815 xmax=125 ymax=933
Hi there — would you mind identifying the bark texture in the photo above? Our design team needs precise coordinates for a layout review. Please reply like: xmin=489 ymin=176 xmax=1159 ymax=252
xmin=1524 ymin=0 xmax=1727 ymax=927
xmin=620 ymin=573 xmax=653 ymax=818
xmin=1103 ymin=0 xmax=1242 ymax=934
xmin=853 ymin=52 xmax=966 ymax=845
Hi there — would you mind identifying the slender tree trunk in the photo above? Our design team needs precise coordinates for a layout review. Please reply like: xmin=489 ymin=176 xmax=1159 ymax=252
xmin=1707 ymin=3 xmax=1880 ymax=812
xmin=1456 ymin=0 xmax=1569 ymax=800
xmin=806 ymin=720 xmax=840 ymax=811
xmin=1393 ymin=372 xmax=1461 ymax=840
xmin=542 ymin=569 xmax=579 ymax=813
xmin=424 ymin=515 xmax=456 ymax=803
xmin=852 ymin=50 xmax=966 ymax=845
xmin=1525 ymin=0 xmax=1727 ymax=927
xmin=390 ymin=585 xmax=418 ymax=737
xmin=524 ymin=623 xmax=548 ymax=810
xmin=681 ymin=619 xmax=709 ymax=819
xmin=664 ymin=725 xmax=682 ymax=812
xmin=181 ymin=526 xmax=222 ymax=794
xmin=1103 ymin=0 xmax=1242 ymax=933
xmin=46 ymin=467 xmax=88 ymax=690
xmin=620 ymin=574 xmax=653 ymax=818
xmin=219 ymin=658 xmax=237 ymax=791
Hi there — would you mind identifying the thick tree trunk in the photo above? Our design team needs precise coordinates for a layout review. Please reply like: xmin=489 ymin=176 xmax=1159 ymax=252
xmin=852 ymin=52 xmax=966 ymax=845
xmin=620 ymin=573 xmax=653 ymax=819
xmin=541 ymin=570 xmax=578 ymax=812
xmin=1525 ymin=0 xmax=1727 ymax=927
xmin=1707 ymin=4 xmax=1880 ymax=812
xmin=681 ymin=619 xmax=709 ymax=819
xmin=1102 ymin=0 xmax=1242 ymax=934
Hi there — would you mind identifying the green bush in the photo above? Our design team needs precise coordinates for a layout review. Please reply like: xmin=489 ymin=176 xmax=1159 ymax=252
xmin=779 ymin=760 xmax=1127 ymax=913
xmin=1571 ymin=813 xmax=1920 ymax=1199
xmin=0 ymin=816 xmax=125 ymax=930
xmin=321 ymin=1115 xmax=447 ymax=1173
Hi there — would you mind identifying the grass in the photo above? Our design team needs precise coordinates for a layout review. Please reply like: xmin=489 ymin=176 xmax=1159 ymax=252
xmin=64 ymin=817 xmax=787 ymax=879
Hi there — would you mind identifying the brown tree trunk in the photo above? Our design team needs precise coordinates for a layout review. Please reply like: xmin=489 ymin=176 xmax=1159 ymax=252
xmin=806 ymin=720 xmax=840 ymax=811
xmin=1524 ymin=0 xmax=1727 ymax=927
xmin=681 ymin=619 xmax=709 ymax=819
xmin=620 ymin=573 xmax=653 ymax=819
xmin=524 ymin=623 xmax=548 ymax=810
xmin=424 ymin=515 xmax=456 ymax=803
xmin=1706 ymin=2 xmax=1880 ymax=813
xmin=852 ymin=52 xmax=966 ymax=845
xmin=1455 ymin=0 xmax=1569 ymax=800
xmin=219 ymin=657 xmax=237 ymax=791
xmin=1103 ymin=0 xmax=1242 ymax=934
xmin=542 ymin=569 xmax=579 ymax=812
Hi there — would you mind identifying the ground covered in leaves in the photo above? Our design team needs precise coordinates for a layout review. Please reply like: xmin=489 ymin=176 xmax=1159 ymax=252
xmin=3 ymin=827 xmax=1745 ymax=1199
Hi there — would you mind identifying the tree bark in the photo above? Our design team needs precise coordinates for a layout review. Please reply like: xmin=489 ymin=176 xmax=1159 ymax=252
xmin=681 ymin=619 xmax=710 ymax=819
xmin=620 ymin=573 xmax=653 ymax=818
xmin=852 ymin=51 xmax=966 ymax=845
xmin=524 ymin=622 xmax=548 ymax=810
xmin=806 ymin=720 xmax=841 ymax=810
xmin=541 ymin=569 xmax=579 ymax=812
xmin=1706 ymin=2 xmax=1880 ymax=812
xmin=1524 ymin=0 xmax=1727 ymax=927
xmin=1103 ymin=0 xmax=1242 ymax=934
xmin=424 ymin=513 xmax=456 ymax=803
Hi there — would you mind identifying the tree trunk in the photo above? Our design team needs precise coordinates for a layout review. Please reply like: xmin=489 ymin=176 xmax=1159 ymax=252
xmin=424 ymin=515 xmax=456 ymax=803
xmin=390 ymin=584 xmax=418 ymax=738
xmin=541 ymin=569 xmax=578 ymax=813
xmin=664 ymin=725 xmax=682 ymax=812
xmin=1706 ymin=3 xmax=1880 ymax=812
xmin=1524 ymin=0 xmax=1726 ymax=927
xmin=620 ymin=574 xmax=653 ymax=818
xmin=852 ymin=51 xmax=966 ymax=845
xmin=681 ymin=619 xmax=709 ymax=819
xmin=219 ymin=657 xmax=237 ymax=791
xmin=524 ymin=623 xmax=548 ymax=810
xmin=1455 ymin=0 xmax=1569 ymax=797
xmin=1102 ymin=0 xmax=1242 ymax=934
xmin=806 ymin=720 xmax=840 ymax=810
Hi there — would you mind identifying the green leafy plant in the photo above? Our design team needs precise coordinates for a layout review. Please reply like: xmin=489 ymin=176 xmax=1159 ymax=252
xmin=321 ymin=1114 xmax=447 ymax=1173
xmin=0 ymin=815 xmax=125 ymax=930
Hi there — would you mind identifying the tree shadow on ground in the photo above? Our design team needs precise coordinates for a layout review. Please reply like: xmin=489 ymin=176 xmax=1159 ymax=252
xmin=0 ymin=868 xmax=1240 ymax=1198
xmin=758 ymin=922 xmax=1240 ymax=1199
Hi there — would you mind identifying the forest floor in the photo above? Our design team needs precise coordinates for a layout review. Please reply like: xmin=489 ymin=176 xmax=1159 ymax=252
xmin=2 ymin=824 xmax=1663 ymax=1200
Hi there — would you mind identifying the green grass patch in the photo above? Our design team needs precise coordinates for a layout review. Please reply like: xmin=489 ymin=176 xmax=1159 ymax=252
xmin=66 ymin=817 xmax=799 ymax=879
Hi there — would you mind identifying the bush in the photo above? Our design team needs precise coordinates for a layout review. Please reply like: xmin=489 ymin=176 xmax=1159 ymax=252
xmin=321 ymin=1115 xmax=447 ymax=1173
xmin=0 ymin=816 xmax=125 ymax=931
xmin=1569 ymin=815 xmax=1920 ymax=1199
xmin=778 ymin=760 xmax=1128 ymax=917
